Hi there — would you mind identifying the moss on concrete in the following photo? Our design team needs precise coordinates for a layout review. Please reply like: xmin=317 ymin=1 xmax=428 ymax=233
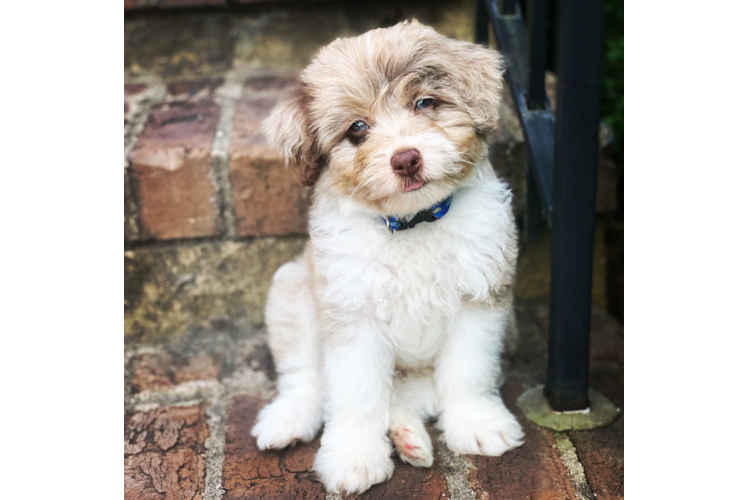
xmin=517 ymin=386 xmax=620 ymax=431
xmin=125 ymin=237 xmax=307 ymax=345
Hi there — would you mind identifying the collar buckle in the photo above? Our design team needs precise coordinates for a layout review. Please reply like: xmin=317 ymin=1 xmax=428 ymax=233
xmin=382 ymin=194 xmax=453 ymax=233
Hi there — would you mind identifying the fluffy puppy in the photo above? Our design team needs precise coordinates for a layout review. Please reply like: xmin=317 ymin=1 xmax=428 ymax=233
xmin=251 ymin=21 xmax=524 ymax=494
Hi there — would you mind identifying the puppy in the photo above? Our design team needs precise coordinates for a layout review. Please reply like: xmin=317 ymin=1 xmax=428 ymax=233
xmin=251 ymin=21 xmax=524 ymax=494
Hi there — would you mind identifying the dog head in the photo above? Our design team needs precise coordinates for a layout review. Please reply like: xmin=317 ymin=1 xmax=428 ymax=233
xmin=264 ymin=21 xmax=505 ymax=215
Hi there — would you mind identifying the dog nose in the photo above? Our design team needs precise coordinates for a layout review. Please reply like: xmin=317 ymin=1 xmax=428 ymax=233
xmin=391 ymin=149 xmax=422 ymax=178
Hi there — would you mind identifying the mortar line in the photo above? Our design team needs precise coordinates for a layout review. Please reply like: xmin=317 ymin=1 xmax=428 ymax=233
xmin=210 ymin=98 xmax=238 ymax=240
xmin=210 ymin=72 xmax=248 ymax=240
xmin=436 ymin=440 xmax=477 ymax=500
xmin=124 ymin=80 xmax=166 ymax=242
xmin=203 ymin=386 xmax=229 ymax=500
xmin=124 ymin=165 xmax=140 ymax=242
xmin=552 ymin=431 xmax=595 ymax=500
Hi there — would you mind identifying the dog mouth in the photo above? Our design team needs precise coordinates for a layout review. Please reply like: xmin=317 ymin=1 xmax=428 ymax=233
xmin=403 ymin=180 xmax=426 ymax=192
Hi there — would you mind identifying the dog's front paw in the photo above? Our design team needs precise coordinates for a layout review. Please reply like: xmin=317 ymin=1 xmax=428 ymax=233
xmin=251 ymin=394 xmax=323 ymax=450
xmin=440 ymin=396 xmax=524 ymax=456
xmin=314 ymin=428 xmax=394 ymax=494
xmin=390 ymin=421 xmax=433 ymax=468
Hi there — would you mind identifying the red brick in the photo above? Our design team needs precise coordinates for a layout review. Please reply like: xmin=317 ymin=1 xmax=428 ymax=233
xmin=245 ymin=73 xmax=300 ymax=93
xmin=223 ymin=395 xmax=325 ymax=499
xmin=570 ymin=417 xmax=624 ymax=499
xmin=467 ymin=381 xmax=579 ymax=500
xmin=229 ymin=97 xmax=311 ymax=237
xmin=130 ymin=352 xmax=222 ymax=393
xmin=570 ymin=359 xmax=624 ymax=499
xmin=527 ymin=306 xmax=625 ymax=500
xmin=125 ymin=83 xmax=148 ymax=95
xmin=223 ymin=395 xmax=449 ymax=498
xmin=167 ymin=77 xmax=224 ymax=99
xmin=129 ymin=100 xmax=221 ymax=240
xmin=359 ymin=431 xmax=450 ymax=499
xmin=124 ymin=0 xmax=153 ymax=9
xmin=124 ymin=406 xmax=209 ymax=500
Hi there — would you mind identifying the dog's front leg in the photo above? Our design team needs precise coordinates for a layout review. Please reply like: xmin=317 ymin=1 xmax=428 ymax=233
xmin=313 ymin=315 xmax=395 ymax=494
xmin=435 ymin=303 xmax=525 ymax=456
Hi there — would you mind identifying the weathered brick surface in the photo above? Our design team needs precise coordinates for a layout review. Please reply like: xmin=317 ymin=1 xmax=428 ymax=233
xmin=124 ymin=237 xmax=307 ymax=343
xmin=124 ymin=0 xmax=155 ymax=9
xmin=359 ymin=434 xmax=450 ymax=500
xmin=130 ymin=352 xmax=221 ymax=393
xmin=167 ymin=77 xmax=224 ymax=100
xmin=223 ymin=395 xmax=325 ymax=499
xmin=223 ymin=395 xmax=450 ymax=499
xmin=467 ymin=381 xmax=579 ymax=500
xmin=129 ymin=100 xmax=221 ymax=240
xmin=229 ymin=96 xmax=312 ymax=237
xmin=571 ymin=417 xmax=624 ymax=500
xmin=122 ymin=170 xmax=138 ymax=243
xmin=245 ymin=73 xmax=300 ymax=93
xmin=124 ymin=83 xmax=146 ymax=132
xmin=571 ymin=354 xmax=624 ymax=499
xmin=124 ymin=406 xmax=209 ymax=500
xmin=533 ymin=304 xmax=625 ymax=499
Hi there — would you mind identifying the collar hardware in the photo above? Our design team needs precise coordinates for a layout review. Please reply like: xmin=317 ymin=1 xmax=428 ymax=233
xmin=381 ymin=194 xmax=453 ymax=233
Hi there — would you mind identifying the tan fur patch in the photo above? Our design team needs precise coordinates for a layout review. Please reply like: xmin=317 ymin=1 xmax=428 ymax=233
xmin=263 ymin=20 xmax=505 ymax=216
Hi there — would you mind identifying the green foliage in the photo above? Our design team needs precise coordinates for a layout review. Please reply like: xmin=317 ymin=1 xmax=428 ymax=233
xmin=601 ymin=0 xmax=624 ymax=155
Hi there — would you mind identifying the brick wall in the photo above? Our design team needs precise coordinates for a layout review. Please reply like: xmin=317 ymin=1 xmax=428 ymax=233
xmin=125 ymin=70 xmax=616 ymax=246
xmin=125 ymin=71 xmax=312 ymax=244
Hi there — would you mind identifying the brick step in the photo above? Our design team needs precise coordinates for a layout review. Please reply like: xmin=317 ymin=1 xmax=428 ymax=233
xmin=125 ymin=73 xmax=614 ymax=343
xmin=125 ymin=71 xmax=617 ymax=244
xmin=125 ymin=303 xmax=623 ymax=499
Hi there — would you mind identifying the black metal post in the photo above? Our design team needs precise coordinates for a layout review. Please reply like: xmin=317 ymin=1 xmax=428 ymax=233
xmin=523 ymin=160 xmax=544 ymax=242
xmin=526 ymin=0 xmax=548 ymax=110
xmin=474 ymin=0 xmax=489 ymax=46
xmin=544 ymin=0 xmax=604 ymax=412
xmin=499 ymin=0 xmax=516 ymax=16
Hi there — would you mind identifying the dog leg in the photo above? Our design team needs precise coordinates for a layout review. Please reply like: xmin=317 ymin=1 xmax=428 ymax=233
xmin=389 ymin=371 xmax=437 ymax=467
xmin=251 ymin=260 xmax=323 ymax=449
xmin=314 ymin=316 xmax=395 ymax=494
xmin=435 ymin=304 xmax=525 ymax=456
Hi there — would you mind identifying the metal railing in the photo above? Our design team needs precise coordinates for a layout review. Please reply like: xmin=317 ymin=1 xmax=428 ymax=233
xmin=476 ymin=0 xmax=605 ymax=411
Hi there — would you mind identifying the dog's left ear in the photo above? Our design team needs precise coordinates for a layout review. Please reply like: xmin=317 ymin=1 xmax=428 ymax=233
xmin=447 ymin=41 xmax=506 ymax=135
xmin=263 ymin=89 xmax=325 ymax=187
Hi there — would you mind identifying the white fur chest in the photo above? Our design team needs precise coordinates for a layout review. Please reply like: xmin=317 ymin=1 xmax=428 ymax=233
xmin=310 ymin=170 xmax=515 ymax=366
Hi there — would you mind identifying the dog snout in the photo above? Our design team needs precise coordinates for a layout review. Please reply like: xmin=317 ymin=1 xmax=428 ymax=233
xmin=391 ymin=149 xmax=422 ymax=178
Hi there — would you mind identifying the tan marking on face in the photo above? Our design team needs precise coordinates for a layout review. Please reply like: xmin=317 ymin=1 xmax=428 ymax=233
xmin=263 ymin=21 xmax=505 ymax=214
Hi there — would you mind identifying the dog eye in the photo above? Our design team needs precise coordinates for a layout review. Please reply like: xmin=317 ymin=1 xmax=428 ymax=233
xmin=349 ymin=120 xmax=369 ymax=133
xmin=414 ymin=98 xmax=433 ymax=111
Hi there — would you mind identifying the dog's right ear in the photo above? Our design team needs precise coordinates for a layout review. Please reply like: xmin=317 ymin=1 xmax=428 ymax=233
xmin=263 ymin=91 xmax=324 ymax=187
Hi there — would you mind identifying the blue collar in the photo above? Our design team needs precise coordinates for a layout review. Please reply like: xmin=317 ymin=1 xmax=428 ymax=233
xmin=381 ymin=194 xmax=453 ymax=232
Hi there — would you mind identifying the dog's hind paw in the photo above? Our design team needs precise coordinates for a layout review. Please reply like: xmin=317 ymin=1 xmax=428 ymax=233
xmin=390 ymin=422 xmax=433 ymax=467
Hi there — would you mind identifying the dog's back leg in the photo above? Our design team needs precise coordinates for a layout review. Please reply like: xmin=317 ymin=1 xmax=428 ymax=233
xmin=389 ymin=369 xmax=437 ymax=468
xmin=251 ymin=253 xmax=324 ymax=449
